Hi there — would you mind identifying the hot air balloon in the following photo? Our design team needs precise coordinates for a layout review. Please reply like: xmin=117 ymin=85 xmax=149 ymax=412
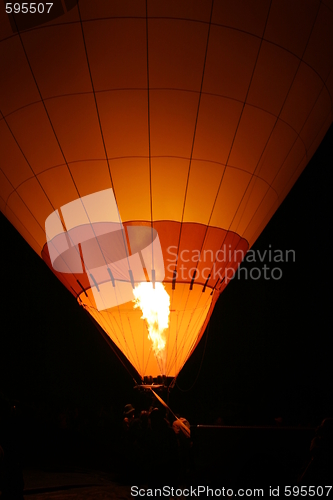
xmin=1 ymin=0 xmax=332 ymax=383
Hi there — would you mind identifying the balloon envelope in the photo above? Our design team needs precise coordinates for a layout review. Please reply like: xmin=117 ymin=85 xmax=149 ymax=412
xmin=1 ymin=0 xmax=332 ymax=378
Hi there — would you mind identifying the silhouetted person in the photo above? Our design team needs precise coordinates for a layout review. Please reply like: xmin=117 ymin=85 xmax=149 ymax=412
xmin=123 ymin=403 xmax=136 ymax=431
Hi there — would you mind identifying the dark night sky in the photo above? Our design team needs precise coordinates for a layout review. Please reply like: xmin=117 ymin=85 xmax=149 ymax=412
xmin=0 ymin=124 xmax=332 ymax=425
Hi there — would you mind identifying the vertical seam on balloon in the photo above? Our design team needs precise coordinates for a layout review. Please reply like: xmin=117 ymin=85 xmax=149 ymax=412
xmin=11 ymin=17 xmax=116 ymax=287
xmin=180 ymin=0 xmax=275 ymax=286
xmin=163 ymin=290 xmax=171 ymax=375
xmin=243 ymin=108 xmax=332 ymax=244
xmin=1 ymin=113 xmax=55 ymax=215
xmin=165 ymin=286 xmax=176 ymax=376
xmin=177 ymin=291 xmax=210 ymax=368
xmin=242 ymin=85 xmax=332 ymax=243
xmin=93 ymin=307 xmax=121 ymax=350
xmin=171 ymin=0 xmax=215 ymax=283
xmin=166 ymin=285 xmax=193 ymax=373
xmin=169 ymin=1 xmax=269 ymax=293
xmin=0 ymin=144 xmax=85 ymax=286
xmin=190 ymin=231 xmax=249 ymax=305
xmin=76 ymin=6 xmax=115 ymax=195
xmin=168 ymin=287 xmax=212 ymax=378
xmin=11 ymin=19 xmax=82 ymax=208
xmin=145 ymin=0 xmax=155 ymax=274
xmin=0 ymin=149 xmax=83 ymax=292
xmin=102 ymin=312 xmax=126 ymax=362
xmin=76 ymin=5 xmax=135 ymax=284
xmin=177 ymin=312 xmax=212 ymax=392
xmin=112 ymin=285 xmax=137 ymax=366
xmin=87 ymin=308 xmax=140 ymax=383
xmin=230 ymin=21 xmax=322 ymax=238
xmin=143 ymin=339 xmax=154 ymax=379
xmin=127 ymin=315 xmax=142 ymax=378
xmin=0 ymin=194 xmax=45 ymax=254
xmin=100 ymin=284 xmax=133 ymax=364
xmin=174 ymin=309 xmax=179 ymax=377
xmin=142 ymin=319 xmax=145 ymax=378
xmin=111 ymin=309 xmax=134 ymax=369
xmin=205 ymin=0 xmax=274 ymax=237
xmin=164 ymin=306 xmax=172 ymax=377
xmin=179 ymin=298 xmax=211 ymax=373
xmin=76 ymin=8 xmax=132 ymax=277
xmin=166 ymin=285 xmax=185 ymax=374
xmin=232 ymin=1 xmax=324 ymax=244
xmin=165 ymin=287 xmax=176 ymax=376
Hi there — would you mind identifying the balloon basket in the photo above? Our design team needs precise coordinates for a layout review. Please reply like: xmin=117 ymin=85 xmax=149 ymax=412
xmin=134 ymin=375 xmax=173 ymax=392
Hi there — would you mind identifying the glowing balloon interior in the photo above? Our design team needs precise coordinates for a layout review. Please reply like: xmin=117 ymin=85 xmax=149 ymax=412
xmin=1 ymin=0 xmax=332 ymax=378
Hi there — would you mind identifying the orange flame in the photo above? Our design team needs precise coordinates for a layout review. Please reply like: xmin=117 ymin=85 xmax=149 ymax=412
xmin=133 ymin=282 xmax=170 ymax=363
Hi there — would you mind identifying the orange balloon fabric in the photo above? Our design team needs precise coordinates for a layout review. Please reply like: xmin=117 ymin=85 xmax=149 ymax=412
xmin=1 ymin=0 xmax=333 ymax=378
